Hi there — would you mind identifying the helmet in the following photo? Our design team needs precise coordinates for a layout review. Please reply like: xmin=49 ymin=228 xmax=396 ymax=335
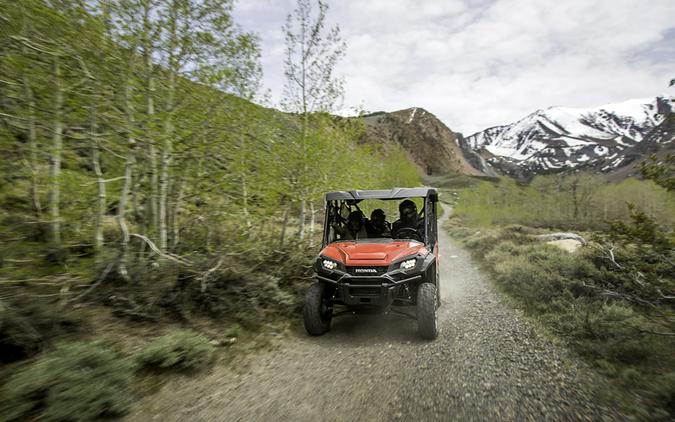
xmin=371 ymin=208 xmax=385 ymax=220
xmin=399 ymin=199 xmax=417 ymax=218
xmin=347 ymin=210 xmax=365 ymax=231
xmin=370 ymin=208 xmax=386 ymax=227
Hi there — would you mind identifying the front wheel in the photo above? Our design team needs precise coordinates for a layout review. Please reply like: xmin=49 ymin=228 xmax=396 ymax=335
xmin=417 ymin=282 xmax=438 ymax=340
xmin=303 ymin=282 xmax=332 ymax=336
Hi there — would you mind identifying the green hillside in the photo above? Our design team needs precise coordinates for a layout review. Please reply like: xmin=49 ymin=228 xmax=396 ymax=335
xmin=0 ymin=0 xmax=419 ymax=401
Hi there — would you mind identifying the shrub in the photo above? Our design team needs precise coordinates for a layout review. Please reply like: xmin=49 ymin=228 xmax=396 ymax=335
xmin=177 ymin=263 xmax=302 ymax=325
xmin=224 ymin=323 xmax=242 ymax=338
xmin=0 ymin=300 xmax=87 ymax=364
xmin=0 ymin=341 xmax=134 ymax=422
xmin=463 ymin=231 xmax=499 ymax=251
xmin=41 ymin=244 xmax=69 ymax=265
xmin=135 ymin=329 xmax=215 ymax=372
xmin=447 ymin=226 xmax=475 ymax=239
xmin=0 ymin=301 xmax=43 ymax=363
xmin=654 ymin=372 xmax=675 ymax=416
xmin=458 ymin=221 xmax=675 ymax=417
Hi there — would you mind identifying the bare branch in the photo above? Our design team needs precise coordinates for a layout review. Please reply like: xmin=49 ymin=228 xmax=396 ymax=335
xmin=200 ymin=257 xmax=224 ymax=293
xmin=68 ymin=262 xmax=114 ymax=303
xmin=130 ymin=233 xmax=192 ymax=266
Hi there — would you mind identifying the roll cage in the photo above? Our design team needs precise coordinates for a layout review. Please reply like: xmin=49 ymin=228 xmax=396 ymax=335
xmin=322 ymin=188 xmax=439 ymax=249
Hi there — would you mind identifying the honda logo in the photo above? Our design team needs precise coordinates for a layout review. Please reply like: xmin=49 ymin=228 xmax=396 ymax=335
xmin=354 ymin=268 xmax=378 ymax=273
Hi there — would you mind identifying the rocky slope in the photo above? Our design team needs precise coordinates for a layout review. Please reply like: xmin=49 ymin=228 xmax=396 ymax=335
xmin=461 ymin=96 xmax=675 ymax=179
xmin=362 ymin=108 xmax=485 ymax=177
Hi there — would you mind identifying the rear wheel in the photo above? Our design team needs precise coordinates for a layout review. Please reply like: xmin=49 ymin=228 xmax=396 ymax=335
xmin=417 ymin=282 xmax=438 ymax=340
xmin=303 ymin=282 xmax=332 ymax=336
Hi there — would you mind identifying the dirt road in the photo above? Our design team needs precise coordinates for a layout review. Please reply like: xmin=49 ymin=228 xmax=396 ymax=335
xmin=128 ymin=209 xmax=620 ymax=421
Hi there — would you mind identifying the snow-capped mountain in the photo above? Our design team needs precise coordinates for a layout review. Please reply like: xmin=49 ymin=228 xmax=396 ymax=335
xmin=462 ymin=96 xmax=674 ymax=178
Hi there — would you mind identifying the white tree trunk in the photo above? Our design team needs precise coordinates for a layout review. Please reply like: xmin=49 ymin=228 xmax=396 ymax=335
xmin=171 ymin=178 xmax=184 ymax=249
xmin=159 ymin=3 xmax=179 ymax=252
xmin=48 ymin=58 xmax=63 ymax=245
xmin=159 ymin=73 xmax=175 ymax=251
xmin=159 ymin=154 xmax=170 ymax=251
xmin=298 ymin=197 xmax=306 ymax=239
xmin=143 ymin=0 xmax=159 ymax=234
xmin=280 ymin=205 xmax=291 ymax=247
xmin=91 ymin=110 xmax=105 ymax=252
xmin=309 ymin=201 xmax=315 ymax=240
xmin=22 ymin=68 xmax=41 ymax=220
xmin=117 ymin=149 xmax=133 ymax=281
xmin=117 ymin=78 xmax=136 ymax=281
xmin=19 ymin=0 xmax=41 ymax=222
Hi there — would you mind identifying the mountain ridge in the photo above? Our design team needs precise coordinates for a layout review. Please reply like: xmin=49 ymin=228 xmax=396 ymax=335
xmin=459 ymin=96 xmax=674 ymax=179
xmin=360 ymin=107 xmax=485 ymax=177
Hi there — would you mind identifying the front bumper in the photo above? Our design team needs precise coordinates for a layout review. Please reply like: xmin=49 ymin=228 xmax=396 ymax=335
xmin=316 ymin=271 xmax=423 ymax=307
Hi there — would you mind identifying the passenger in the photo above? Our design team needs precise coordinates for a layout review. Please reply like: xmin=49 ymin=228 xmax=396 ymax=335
xmin=392 ymin=200 xmax=424 ymax=240
xmin=366 ymin=209 xmax=391 ymax=238
xmin=334 ymin=210 xmax=368 ymax=240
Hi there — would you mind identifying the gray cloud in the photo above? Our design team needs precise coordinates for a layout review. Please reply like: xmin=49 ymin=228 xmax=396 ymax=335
xmin=233 ymin=0 xmax=675 ymax=134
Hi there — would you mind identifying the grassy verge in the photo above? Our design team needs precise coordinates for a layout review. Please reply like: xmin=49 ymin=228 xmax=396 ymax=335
xmin=445 ymin=217 xmax=675 ymax=420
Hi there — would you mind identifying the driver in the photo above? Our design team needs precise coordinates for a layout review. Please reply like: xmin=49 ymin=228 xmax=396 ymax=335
xmin=392 ymin=199 xmax=424 ymax=240
xmin=366 ymin=209 xmax=391 ymax=238
xmin=334 ymin=210 xmax=368 ymax=240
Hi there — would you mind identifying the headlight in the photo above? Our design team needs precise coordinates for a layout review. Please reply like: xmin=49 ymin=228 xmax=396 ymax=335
xmin=400 ymin=258 xmax=416 ymax=270
xmin=322 ymin=259 xmax=338 ymax=270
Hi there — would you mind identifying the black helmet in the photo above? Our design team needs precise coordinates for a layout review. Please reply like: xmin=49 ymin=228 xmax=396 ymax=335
xmin=347 ymin=210 xmax=365 ymax=231
xmin=399 ymin=199 xmax=417 ymax=213
xmin=371 ymin=208 xmax=385 ymax=220
xmin=399 ymin=200 xmax=417 ymax=222
xmin=348 ymin=210 xmax=364 ymax=223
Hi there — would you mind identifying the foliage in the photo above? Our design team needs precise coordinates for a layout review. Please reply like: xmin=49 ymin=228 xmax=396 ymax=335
xmin=640 ymin=152 xmax=675 ymax=192
xmin=448 ymin=164 xmax=675 ymax=416
xmin=280 ymin=0 xmax=349 ymax=239
xmin=608 ymin=203 xmax=673 ymax=252
xmin=0 ymin=0 xmax=420 ymax=334
xmin=0 ymin=341 xmax=134 ymax=422
xmin=453 ymin=174 xmax=675 ymax=230
xmin=135 ymin=329 xmax=215 ymax=372
xmin=0 ymin=298 xmax=90 ymax=364
xmin=447 ymin=215 xmax=675 ymax=417
xmin=281 ymin=0 xmax=346 ymax=114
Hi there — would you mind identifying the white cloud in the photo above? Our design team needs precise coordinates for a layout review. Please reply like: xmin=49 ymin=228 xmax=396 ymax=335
xmin=233 ymin=0 xmax=675 ymax=134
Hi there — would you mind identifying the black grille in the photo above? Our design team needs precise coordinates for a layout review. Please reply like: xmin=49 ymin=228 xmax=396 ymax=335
xmin=349 ymin=286 xmax=381 ymax=296
xmin=346 ymin=266 xmax=387 ymax=275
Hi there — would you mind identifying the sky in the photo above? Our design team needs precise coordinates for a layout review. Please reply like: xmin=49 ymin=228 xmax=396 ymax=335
xmin=232 ymin=0 xmax=675 ymax=135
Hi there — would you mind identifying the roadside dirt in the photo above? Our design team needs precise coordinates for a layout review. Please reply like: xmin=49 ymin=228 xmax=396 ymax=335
xmin=127 ymin=209 xmax=623 ymax=422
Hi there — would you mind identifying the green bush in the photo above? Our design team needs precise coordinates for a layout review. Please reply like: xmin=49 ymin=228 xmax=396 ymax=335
xmin=135 ymin=329 xmax=215 ymax=372
xmin=463 ymin=230 xmax=499 ymax=251
xmin=41 ymin=243 xmax=70 ymax=265
xmin=224 ymin=323 xmax=242 ymax=338
xmin=458 ymin=221 xmax=675 ymax=417
xmin=177 ymin=256 xmax=305 ymax=325
xmin=0 ymin=341 xmax=134 ymax=422
xmin=654 ymin=372 xmax=675 ymax=416
xmin=445 ymin=223 xmax=475 ymax=239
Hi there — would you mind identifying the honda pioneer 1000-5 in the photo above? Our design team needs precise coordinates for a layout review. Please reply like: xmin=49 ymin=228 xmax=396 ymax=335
xmin=303 ymin=188 xmax=440 ymax=339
